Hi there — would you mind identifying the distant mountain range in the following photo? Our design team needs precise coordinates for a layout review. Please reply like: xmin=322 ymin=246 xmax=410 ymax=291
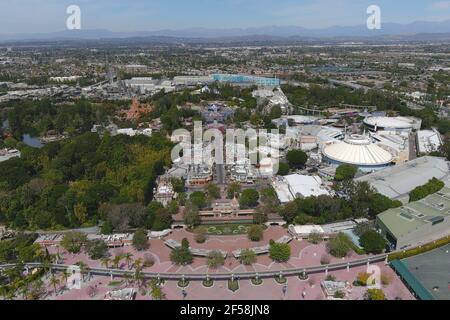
xmin=1 ymin=19 xmax=450 ymax=42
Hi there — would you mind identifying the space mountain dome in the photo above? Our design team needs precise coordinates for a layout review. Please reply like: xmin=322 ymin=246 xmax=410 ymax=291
xmin=322 ymin=134 xmax=394 ymax=172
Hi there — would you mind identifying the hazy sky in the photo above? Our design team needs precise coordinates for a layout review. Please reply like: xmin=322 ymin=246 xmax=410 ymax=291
xmin=1 ymin=0 xmax=450 ymax=34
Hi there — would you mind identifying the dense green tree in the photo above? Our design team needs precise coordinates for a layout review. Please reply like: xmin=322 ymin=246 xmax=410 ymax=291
xmin=86 ymin=240 xmax=109 ymax=260
xmin=183 ymin=202 xmax=201 ymax=228
xmin=269 ymin=242 xmax=291 ymax=262
xmin=327 ymin=233 xmax=351 ymax=258
xmin=247 ymin=225 xmax=264 ymax=242
xmin=368 ymin=194 xmax=402 ymax=218
xmin=335 ymin=164 xmax=358 ymax=181
xmin=206 ymin=183 xmax=221 ymax=199
xmin=286 ymin=149 xmax=308 ymax=169
xmin=189 ymin=191 xmax=207 ymax=209
xmin=227 ymin=182 xmax=241 ymax=199
xmin=60 ymin=232 xmax=87 ymax=254
xmin=438 ymin=119 xmax=450 ymax=135
xmin=359 ymin=230 xmax=386 ymax=254
xmin=253 ymin=206 xmax=269 ymax=225
xmin=132 ymin=228 xmax=149 ymax=251
xmin=277 ymin=162 xmax=290 ymax=176
xmin=239 ymin=189 xmax=259 ymax=209
xmin=152 ymin=208 xmax=173 ymax=231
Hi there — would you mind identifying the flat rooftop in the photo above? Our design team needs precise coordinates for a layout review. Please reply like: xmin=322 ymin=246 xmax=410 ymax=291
xmin=356 ymin=156 xmax=450 ymax=200
xmin=377 ymin=187 xmax=450 ymax=239
xmin=402 ymin=244 xmax=450 ymax=300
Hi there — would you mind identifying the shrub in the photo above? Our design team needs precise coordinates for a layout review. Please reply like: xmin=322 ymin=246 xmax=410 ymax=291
xmin=269 ymin=243 xmax=291 ymax=262
xmin=202 ymin=279 xmax=214 ymax=288
xmin=365 ymin=289 xmax=385 ymax=300
xmin=228 ymin=279 xmax=239 ymax=292
xmin=181 ymin=238 xmax=190 ymax=249
xmin=251 ymin=278 xmax=263 ymax=285
xmin=207 ymin=251 xmax=225 ymax=268
xmin=177 ymin=279 xmax=189 ymax=288
xmin=327 ymin=233 xmax=351 ymax=258
xmin=170 ymin=247 xmax=193 ymax=265
xmin=388 ymin=236 xmax=450 ymax=261
xmin=409 ymin=178 xmax=444 ymax=202
xmin=308 ymin=231 xmax=323 ymax=244
xmin=334 ymin=290 xmax=346 ymax=299
xmin=356 ymin=272 xmax=375 ymax=286
xmin=320 ymin=254 xmax=331 ymax=265
xmin=239 ymin=249 xmax=257 ymax=265
xmin=325 ymin=275 xmax=336 ymax=282
xmin=275 ymin=276 xmax=287 ymax=284
xmin=194 ymin=230 xmax=207 ymax=244
xmin=247 ymin=225 xmax=264 ymax=242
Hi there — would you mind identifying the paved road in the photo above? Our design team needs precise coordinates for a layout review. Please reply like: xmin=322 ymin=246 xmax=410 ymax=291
xmin=20 ymin=226 xmax=100 ymax=235
xmin=216 ymin=163 xmax=225 ymax=185
xmin=409 ymin=132 xmax=418 ymax=160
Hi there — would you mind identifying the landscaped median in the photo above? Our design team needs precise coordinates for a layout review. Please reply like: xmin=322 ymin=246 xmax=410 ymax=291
xmin=387 ymin=235 xmax=450 ymax=262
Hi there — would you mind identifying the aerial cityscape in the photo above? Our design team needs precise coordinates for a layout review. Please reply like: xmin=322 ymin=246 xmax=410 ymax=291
xmin=0 ymin=0 xmax=449 ymax=306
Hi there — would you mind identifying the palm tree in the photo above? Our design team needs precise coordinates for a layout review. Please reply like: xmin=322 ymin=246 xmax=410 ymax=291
xmin=150 ymin=280 xmax=165 ymax=300
xmin=100 ymin=257 xmax=110 ymax=269
xmin=112 ymin=255 xmax=122 ymax=269
xmin=124 ymin=253 xmax=134 ymax=270
xmin=60 ymin=269 xmax=71 ymax=290
xmin=29 ymin=279 xmax=45 ymax=300
xmin=133 ymin=258 xmax=143 ymax=271
xmin=134 ymin=269 xmax=144 ymax=288
xmin=49 ymin=274 xmax=60 ymax=296
xmin=76 ymin=262 xmax=89 ymax=282
xmin=40 ymin=259 xmax=52 ymax=278
xmin=123 ymin=273 xmax=132 ymax=286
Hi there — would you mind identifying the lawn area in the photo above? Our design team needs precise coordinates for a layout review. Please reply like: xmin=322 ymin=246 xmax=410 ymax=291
xmin=192 ymin=224 xmax=253 ymax=235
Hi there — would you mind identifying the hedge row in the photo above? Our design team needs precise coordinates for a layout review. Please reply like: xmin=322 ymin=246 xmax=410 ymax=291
xmin=388 ymin=236 xmax=450 ymax=262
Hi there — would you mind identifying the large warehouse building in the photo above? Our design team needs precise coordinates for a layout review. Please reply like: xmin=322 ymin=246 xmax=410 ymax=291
xmin=356 ymin=156 xmax=450 ymax=203
xmin=272 ymin=174 xmax=330 ymax=204
xmin=322 ymin=134 xmax=394 ymax=172
xmin=376 ymin=187 xmax=450 ymax=250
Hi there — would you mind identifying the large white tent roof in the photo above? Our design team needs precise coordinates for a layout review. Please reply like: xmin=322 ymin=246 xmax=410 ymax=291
xmin=323 ymin=135 xmax=393 ymax=166
xmin=364 ymin=116 xmax=415 ymax=130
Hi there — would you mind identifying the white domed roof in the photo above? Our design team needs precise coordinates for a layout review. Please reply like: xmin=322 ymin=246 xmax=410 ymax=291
xmin=364 ymin=116 xmax=414 ymax=130
xmin=323 ymin=135 xmax=393 ymax=166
